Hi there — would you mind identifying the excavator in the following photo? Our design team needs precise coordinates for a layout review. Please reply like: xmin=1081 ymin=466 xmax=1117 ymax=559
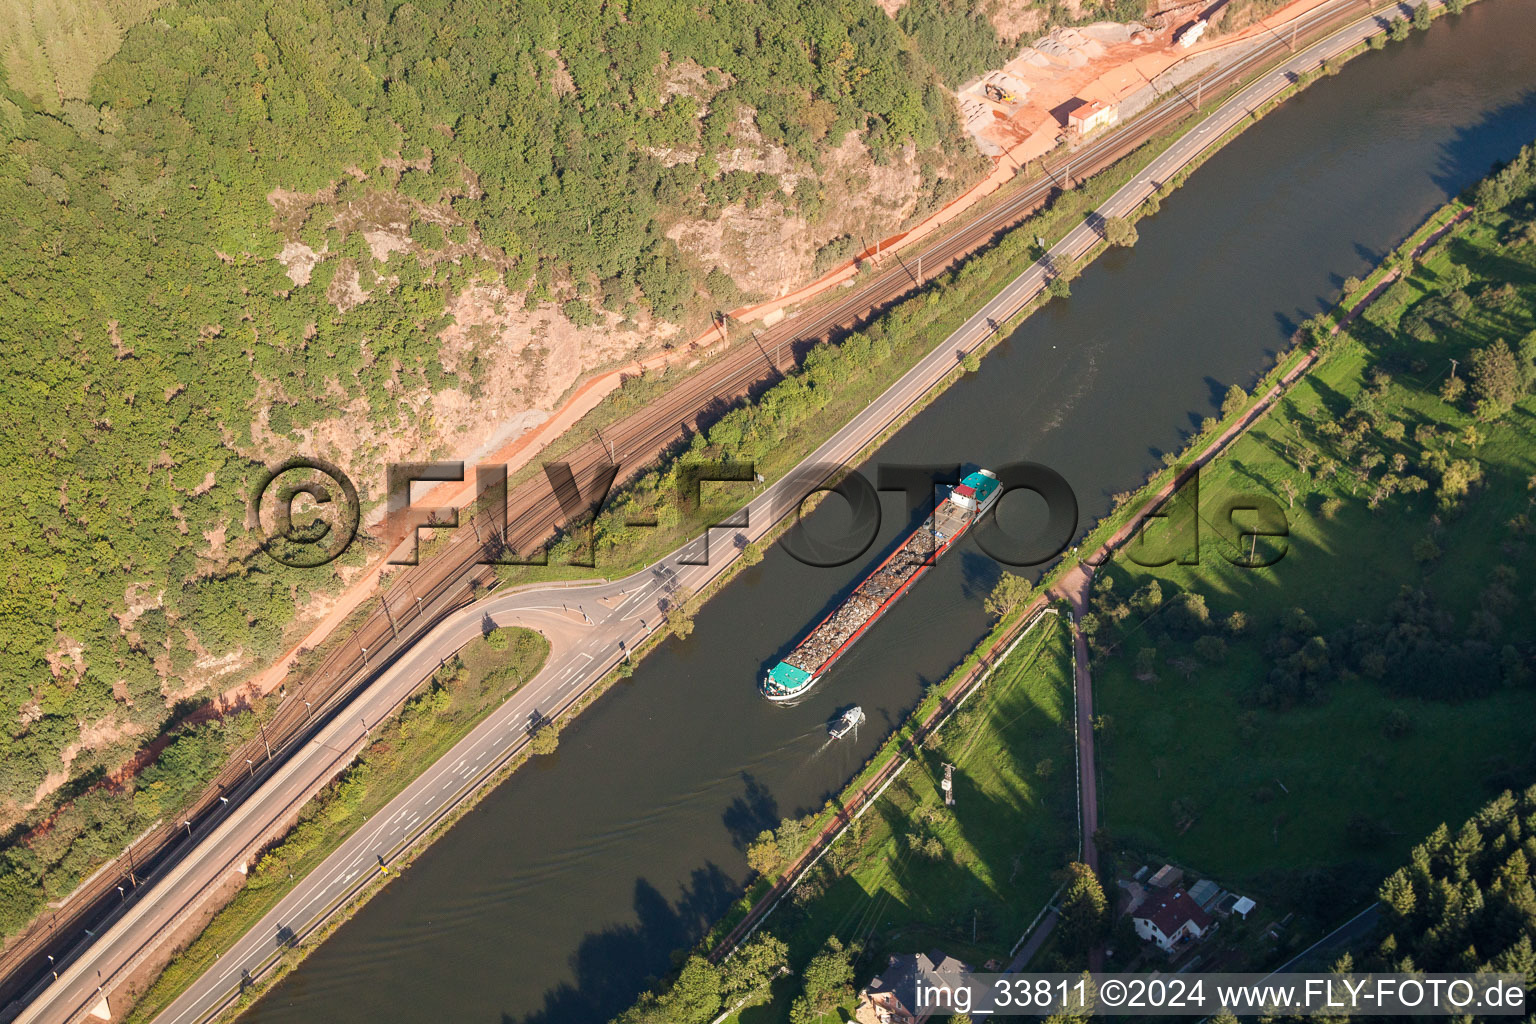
xmin=983 ymin=82 xmax=1016 ymax=104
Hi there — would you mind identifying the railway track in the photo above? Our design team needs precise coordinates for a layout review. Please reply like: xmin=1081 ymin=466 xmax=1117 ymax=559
xmin=0 ymin=1 xmax=1370 ymax=1010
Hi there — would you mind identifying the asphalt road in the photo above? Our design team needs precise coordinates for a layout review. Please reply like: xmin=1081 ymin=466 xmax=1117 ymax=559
xmin=15 ymin=4 xmax=1430 ymax=1022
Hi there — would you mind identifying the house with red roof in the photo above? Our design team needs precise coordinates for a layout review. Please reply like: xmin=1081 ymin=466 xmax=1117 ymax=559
xmin=1132 ymin=887 xmax=1212 ymax=953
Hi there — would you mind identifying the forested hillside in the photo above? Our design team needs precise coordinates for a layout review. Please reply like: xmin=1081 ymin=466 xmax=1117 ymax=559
xmin=0 ymin=0 xmax=1000 ymax=891
xmin=1372 ymin=785 xmax=1536 ymax=978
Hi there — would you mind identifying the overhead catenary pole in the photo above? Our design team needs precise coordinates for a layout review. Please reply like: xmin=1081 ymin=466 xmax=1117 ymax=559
xmin=751 ymin=328 xmax=779 ymax=377
xmin=380 ymin=594 xmax=397 ymax=638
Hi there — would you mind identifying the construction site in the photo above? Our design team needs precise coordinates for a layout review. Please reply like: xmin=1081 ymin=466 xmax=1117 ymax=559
xmin=955 ymin=0 xmax=1308 ymax=165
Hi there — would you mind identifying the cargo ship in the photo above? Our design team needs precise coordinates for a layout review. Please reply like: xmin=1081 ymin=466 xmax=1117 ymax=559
xmin=761 ymin=469 xmax=1002 ymax=702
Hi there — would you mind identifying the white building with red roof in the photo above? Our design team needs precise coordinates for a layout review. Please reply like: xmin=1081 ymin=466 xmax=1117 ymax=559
xmin=1132 ymin=887 xmax=1213 ymax=953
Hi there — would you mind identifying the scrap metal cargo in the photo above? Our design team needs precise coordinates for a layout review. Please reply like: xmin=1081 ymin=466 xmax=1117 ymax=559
xmin=761 ymin=470 xmax=1003 ymax=702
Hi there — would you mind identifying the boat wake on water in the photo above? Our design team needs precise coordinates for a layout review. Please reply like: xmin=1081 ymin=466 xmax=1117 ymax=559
xmin=810 ymin=706 xmax=866 ymax=756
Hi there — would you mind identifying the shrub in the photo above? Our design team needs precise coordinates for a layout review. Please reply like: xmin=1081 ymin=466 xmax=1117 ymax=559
xmin=1104 ymin=216 xmax=1138 ymax=247
xmin=1382 ymin=707 xmax=1414 ymax=739
xmin=529 ymin=725 xmax=559 ymax=756
xmin=562 ymin=298 xmax=597 ymax=327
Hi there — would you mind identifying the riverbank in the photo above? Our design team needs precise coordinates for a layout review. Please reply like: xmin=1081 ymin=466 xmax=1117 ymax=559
xmin=99 ymin=4 xmax=1499 ymax=1019
xmin=118 ymin=629 xmax=548 ymax=1024
xmin=725 ymin=187 xmax=1471 ymax=1017
xmin=1091 ymin=166 xmax=1536 ymax=895
xmin=600 ymin=29 xmax=1527 ymax=1024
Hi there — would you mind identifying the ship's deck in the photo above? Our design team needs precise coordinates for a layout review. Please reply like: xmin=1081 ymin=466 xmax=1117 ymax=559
xmin=781 ymin=503 xmax=972 ymax=676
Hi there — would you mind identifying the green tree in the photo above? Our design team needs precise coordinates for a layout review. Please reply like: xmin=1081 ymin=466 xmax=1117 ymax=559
xmin=529 ymin=725 xmax=560 ymax=756
xmin=1057 ymin=861 xmax=1110 ymax=957
xmin=667 ymin=587 xmax=698 ymax=639
xmin=1104 ymin=216 xmax=1138 ymax=247
xmin=665 ymin=957 xmax=724 ymax=1023
xmin=746 ymin=832 xmax=783 ymax=877
xmin=1131 ymin=580 xmax=1163 ymax=615
xmin=1193 ymin=635 xmax=1227 ymax=663
xmin=789 ymin=937 xmax=855 ymax=1023
xmin=1517 ymin=331 xmax=1536 ymax=391
xmin=1300 ymin=314 xmax=1334 ymax=347
xmin=1365 ymin=787 xmax=1536 ymax=979
xmin=1469 ymin=338 xmax=1525 ymax=419
xmin=898 ymin=0 xmax=1005 ymax=88
xmin=721 ymin=932 xmax=789 ymax=1001
xmin=984 ymin=574 xmax=1034 ymax=618
xmin=615 ymin=956 xmax=723 ymax=1024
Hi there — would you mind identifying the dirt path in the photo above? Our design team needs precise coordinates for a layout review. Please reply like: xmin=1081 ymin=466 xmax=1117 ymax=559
xmin=1041 ymin=346 xmax=1323 ymax=875
xmin=707 ymin=604 xmax=1061 ymax=963
xmin=1034 ymin=203 xmax=1472 ymax=972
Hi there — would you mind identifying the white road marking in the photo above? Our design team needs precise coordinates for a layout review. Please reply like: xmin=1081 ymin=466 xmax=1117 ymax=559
xmin=140 ymin=14 xmax=1396 ymax=1023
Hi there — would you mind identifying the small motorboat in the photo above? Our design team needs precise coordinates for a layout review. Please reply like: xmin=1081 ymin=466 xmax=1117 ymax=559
xmin=829 ymin=706 xmax=865 ymax=739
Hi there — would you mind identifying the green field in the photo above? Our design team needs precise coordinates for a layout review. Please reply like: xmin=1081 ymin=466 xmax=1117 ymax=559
xmin=728 ymin=615 xmax=1078 ymax=1024
xmin=1091 ymin=199 xmax=1536 ymax=917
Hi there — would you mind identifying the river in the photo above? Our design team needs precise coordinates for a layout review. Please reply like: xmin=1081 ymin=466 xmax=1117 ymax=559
xmin=244 ymin=4 xmax=1536 ymax=1022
